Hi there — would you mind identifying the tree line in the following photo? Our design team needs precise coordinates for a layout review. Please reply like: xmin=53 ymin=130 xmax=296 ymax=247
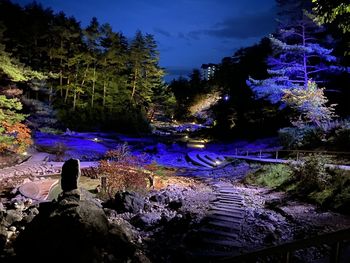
xmin=0 ymin=0 xmax=172 ymax=133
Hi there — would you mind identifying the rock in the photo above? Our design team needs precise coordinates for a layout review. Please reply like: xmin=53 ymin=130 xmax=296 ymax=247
xmin=22 ymin=207 xmax=39 ymax=224
xmin=15 ymin=190 xmax=110 ymax=263
xmin=5 ymin=210 xmax=23 ymax=226
xmin=131 ymin=212 xmax=162 ymax=228
xmin=8 ymin=226 xmax=16 ymax=232
xmin=149 ymin=193 xmax=170 ymax=204
xmin=0 ymin=226 xmax=7 ymax=250
xmin=61 ymin=158 xmax=80 ymax=191
xmin=0 ymin=202 xmax=5 ymax=212
xmin=168 ymin=199 xmax=183 ymax=210
xmin=114 ymin=191 xmax=145 ymax=214
xmin=15 ymin=159 xmax=113 ymax=263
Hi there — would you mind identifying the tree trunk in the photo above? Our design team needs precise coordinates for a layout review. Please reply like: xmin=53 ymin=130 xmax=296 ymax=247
xmin=91 ymin=65 xmax=96 ymax=108
xmin=302 ymin=25 xmax=308 ymax=88
xmin=103 ymin=81 xmax=106 ymax=107
xmin=131 ymin=68 xmax=138 ymax=98
xmin=64 ymin=78 xmax=70 ymax=103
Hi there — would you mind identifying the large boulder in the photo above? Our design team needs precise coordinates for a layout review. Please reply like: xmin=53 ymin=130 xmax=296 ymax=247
xmin=15 ymin=190 xmax=109 ymax=263
xmin=113 ymin=191 xmax=145 ymax=214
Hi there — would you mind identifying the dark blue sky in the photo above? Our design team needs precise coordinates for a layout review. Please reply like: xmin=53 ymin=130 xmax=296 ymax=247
xmin=13 ymin=0 xmax=277 ymax=81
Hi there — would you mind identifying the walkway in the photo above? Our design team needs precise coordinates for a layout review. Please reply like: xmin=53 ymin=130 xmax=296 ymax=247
xmin=184 ymin=151 xmax=350 ymax=171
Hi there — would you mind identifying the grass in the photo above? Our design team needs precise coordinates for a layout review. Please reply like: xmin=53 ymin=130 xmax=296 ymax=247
xmin=47 ymin=176 xmax=100 ymax=200
xmin=244 ymin=162 xmax=350 ymax=214
xmin=244 ymin=164 xmax=293 ymax=189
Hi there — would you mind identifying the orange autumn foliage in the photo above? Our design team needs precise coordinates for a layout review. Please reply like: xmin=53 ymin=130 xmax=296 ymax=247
xmin=0 ymin=121 xmax=32 ymax=153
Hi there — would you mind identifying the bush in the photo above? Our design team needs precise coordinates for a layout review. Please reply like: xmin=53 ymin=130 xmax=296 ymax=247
xmin=97 ymin=145 xmax=151 ymax=197
xmin=292 ymin=154 xmax=331 ymax=192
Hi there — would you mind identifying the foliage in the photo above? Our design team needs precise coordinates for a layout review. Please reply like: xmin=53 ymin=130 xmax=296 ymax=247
xmin=244 ymin=164 xmax=293 ymax=189
xmin=279 ymin=119 xmax=350 ymax=151
xmin=0 ymin=95 xmax=32 ymax=153
xmin=244 ymin=158 xmax=350 ymax=214
xmin=97 ymin=145 xmax=151 ymax=196
xmin=312 ymin=0 xmax=350 ymax=34
xmin=278 ymin=126 xmax=323 ymax=149
xmin=282 ymin=80 xmax=337 ymax=127
xmin=0 ymin=2 xmax=166 ymax=133
xmin=292 ymin=154 xmax=331 ymax=192
xmin=247 ymin=7 xmax=338 ymax=127
xmin=144 ymin=161 xmax=175 ymax=178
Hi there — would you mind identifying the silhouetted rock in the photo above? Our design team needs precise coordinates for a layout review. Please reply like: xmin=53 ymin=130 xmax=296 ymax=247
xmin=61 ymin=158 xmax=80 ymax=191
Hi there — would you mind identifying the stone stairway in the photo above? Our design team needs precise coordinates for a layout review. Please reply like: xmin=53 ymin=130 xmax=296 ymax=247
xmin=186 ymin=151 xmax=226 ymax=169
xmin=188 ymin=180 xmax=246 ymax=261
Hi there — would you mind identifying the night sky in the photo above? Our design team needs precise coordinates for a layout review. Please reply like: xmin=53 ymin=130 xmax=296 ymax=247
xmin=12 ymin=0 xmax=277 ymax=81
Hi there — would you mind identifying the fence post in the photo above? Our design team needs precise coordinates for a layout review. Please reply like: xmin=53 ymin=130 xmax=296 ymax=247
xmin=276 ymin=151 xmax=279 ymax=159
xmin=235 ymin=148 xmax=238 ymax=156
xmin=330 ymin=241 xmax=341 ymax=263
xmin=283 ymin=251 xmax=291 ymax=263
xmin=101 ymin=176 xmax=107 ymax=192
xmin=259 ymin=150 xmax=262 ymax=159
xmin=296 ymin=151 xmax=299 ymax=161
xmin=246 ymin=150 xmax=249 ymax=157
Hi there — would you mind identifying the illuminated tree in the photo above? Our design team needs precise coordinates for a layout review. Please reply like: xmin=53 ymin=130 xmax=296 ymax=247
xmin=0 ymin=95 xmax=32 ymax=153
xmin=247 ymin=11 xmax=337 ymax=126
xmin=282 ymin=80 xmax=336 ymax=127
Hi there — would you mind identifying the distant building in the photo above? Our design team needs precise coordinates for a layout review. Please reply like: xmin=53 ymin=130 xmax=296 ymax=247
xmin=201 ymin=63 xmax=217 ymax=81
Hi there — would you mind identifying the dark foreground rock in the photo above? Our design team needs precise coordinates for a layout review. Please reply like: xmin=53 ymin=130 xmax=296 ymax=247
xmin=13 ymin=159 xmax=145 ymax=263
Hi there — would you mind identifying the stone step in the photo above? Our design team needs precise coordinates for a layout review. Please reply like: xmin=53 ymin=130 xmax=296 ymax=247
xmin=206 ymin=220 xmax=241 ymax=231
xmin=210 ymin=206 xmax=244 ymax=214
xmin=216 ymin=192 xmax=241 ymax=197
xmin=200 ymin=227 xmax=239 ymax=239
xmin=188 ymin=249 xmax=240 ymax=259
xmin=201 ymin=237 xmax=243 ymax=248
xmin=207 ymin=215 xmax=243 ymax=224
xmin=211 ymin=210 xmax=245 ymax=219
xmin=197 ymin=154 xmax=217 ymax=167
xmin=217 ymin=194 xmax=243 ymax=200
xmin=216 ymin=199 xmax=243 ymax=205
xmin=211 ymin=203 xmax=244 ymax=210
xmin=186 ymin=152 xmax=213 ymax=168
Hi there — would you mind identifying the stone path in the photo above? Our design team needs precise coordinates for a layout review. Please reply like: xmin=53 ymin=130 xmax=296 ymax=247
xmin=188 ymin=180 xmax=246 ymax=261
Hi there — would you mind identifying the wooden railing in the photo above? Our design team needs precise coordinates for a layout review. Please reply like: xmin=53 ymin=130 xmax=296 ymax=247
xmin=232 ymin=148 xmax=350 ymax=164
xmin=221 ymin=227 xmax=350 ymax=263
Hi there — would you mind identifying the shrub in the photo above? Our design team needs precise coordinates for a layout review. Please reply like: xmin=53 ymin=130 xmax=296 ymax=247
xmin=98 ymin=144 xmax=151 ymax=196
xmin=292 ymin=154 xmax=331 ymax=193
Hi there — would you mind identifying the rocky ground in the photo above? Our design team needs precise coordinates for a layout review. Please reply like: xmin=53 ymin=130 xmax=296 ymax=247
xmin=1 ymin=171 xmax=350 ymax=262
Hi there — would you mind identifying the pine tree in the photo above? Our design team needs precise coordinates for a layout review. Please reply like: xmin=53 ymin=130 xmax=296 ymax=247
xmin=247 ymin=9 xmax=337 ymax=126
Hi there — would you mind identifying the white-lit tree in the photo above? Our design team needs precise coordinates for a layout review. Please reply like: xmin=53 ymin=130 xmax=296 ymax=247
xmin=247 ymin=10 xmax=337 ymax=126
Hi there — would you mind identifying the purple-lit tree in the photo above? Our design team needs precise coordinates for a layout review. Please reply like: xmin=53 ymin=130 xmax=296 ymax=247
xmin=247 ymin=10 xmax=337 ymax=126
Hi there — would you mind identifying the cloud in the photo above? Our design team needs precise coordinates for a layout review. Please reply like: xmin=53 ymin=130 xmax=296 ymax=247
xmin=153 ymin=27 xmax=172 ymax=37
xmin=188 ymin=7 xmax=277 ymax=40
